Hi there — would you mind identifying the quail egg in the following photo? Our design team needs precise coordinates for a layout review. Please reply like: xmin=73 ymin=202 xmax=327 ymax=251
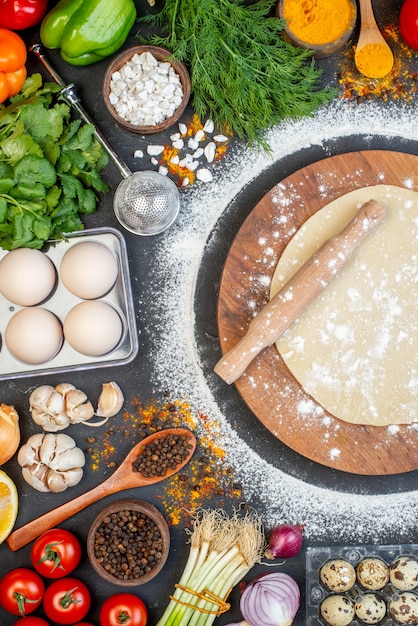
xmin=390 ymin=556 xmax=418 ymax=591
xmin=354 ymin=593 xmax=387 ymax=624
xmin=60 ymin=241 xmax=119 ymax=299
xmin=320 ymin=594 xmax=355 ymax=626
xmin=389 ymin=591 xmax=418 ymax=624
xmin=320 ymin=559 xmax=356 ymax=592
xmin=357 ymin=557 xmax=390 ymax=590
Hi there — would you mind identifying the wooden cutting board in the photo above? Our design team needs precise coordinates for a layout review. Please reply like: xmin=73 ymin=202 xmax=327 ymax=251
xmin=217 ymin=150 xmax=418 ymax=475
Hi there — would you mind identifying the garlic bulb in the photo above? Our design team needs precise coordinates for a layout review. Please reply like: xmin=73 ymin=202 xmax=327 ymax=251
xmin=29 ymin=384 xmax=94 ymax=431
xmin=17 ymin=433 xmax=85 ymax=493
xmin=0 ymin=404 xmax=20 ymax=465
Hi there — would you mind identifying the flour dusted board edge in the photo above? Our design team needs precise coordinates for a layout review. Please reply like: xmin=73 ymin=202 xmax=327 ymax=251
xmin=217 ymin=150 xmax=418 ymax=475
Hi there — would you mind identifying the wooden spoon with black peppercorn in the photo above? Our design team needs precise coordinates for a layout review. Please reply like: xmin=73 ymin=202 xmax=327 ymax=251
xmin=7 ymin=428 xmax=196 ymax=552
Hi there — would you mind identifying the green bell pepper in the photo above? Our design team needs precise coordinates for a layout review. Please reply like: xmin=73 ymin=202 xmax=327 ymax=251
xmin=40 ymin=0 xmax=137 ymax=66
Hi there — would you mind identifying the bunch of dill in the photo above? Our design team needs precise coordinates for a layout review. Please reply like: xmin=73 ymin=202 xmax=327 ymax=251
xmin=139 ymin=0 xmax=336 ymax=147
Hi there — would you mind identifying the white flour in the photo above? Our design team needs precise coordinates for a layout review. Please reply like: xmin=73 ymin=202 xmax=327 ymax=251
xmin=140 ymin=97 xmax=418 ymax=544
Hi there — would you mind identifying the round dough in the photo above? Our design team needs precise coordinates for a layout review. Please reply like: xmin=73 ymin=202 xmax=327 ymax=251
xmin=270 ymin=185 xmax=418 ymax=426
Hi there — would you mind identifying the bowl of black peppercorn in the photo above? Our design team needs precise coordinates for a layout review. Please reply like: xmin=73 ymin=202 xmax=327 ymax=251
xmin=87 ymin=498 xmax=170 ymax=586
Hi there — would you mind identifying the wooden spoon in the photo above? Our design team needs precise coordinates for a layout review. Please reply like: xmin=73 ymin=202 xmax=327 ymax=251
xmin=6 ymin=428 xmax=196 ymax=551
xmin=214 ymin=199 xmax=386 ymax=385
xmin=355 ymin=0 xmax=394 ymax=78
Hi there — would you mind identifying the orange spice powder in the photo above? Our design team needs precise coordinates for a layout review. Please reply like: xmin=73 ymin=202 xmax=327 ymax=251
xmin=85 ymin=396 xmax=244 ymax=526
xmin=338 ymin=23 xmax=417 ymax=103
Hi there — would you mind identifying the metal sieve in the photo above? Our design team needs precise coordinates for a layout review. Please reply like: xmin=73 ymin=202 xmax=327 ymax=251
xmin=113 ymin=171 xmax=179 ymax=236
xmin=30 ymin=44 xmax=180 ymax=237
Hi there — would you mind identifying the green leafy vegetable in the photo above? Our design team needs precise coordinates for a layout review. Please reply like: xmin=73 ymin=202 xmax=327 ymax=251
xmin=0 ymin=73 xmax=109 ymax=250
xmin=139 ymin=0 xmax=336 ymax=147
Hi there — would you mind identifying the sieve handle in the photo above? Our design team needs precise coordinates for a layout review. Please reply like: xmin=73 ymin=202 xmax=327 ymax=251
xmin=30 ymin=44 xmax=132 ymax=180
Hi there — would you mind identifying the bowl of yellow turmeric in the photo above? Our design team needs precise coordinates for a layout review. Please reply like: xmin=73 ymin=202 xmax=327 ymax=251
xmin=277 ymin=0 xmax=357 ymax=58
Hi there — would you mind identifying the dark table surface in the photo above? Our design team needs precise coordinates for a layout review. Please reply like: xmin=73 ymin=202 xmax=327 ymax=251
xmin=1 ymin=1 xmax=418 ymax=625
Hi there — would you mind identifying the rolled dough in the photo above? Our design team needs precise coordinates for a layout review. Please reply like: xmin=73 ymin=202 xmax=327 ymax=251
xmin=270 ymin=185 xmax=418 ymax=426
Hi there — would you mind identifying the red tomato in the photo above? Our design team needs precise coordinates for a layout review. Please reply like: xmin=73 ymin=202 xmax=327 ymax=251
xmin=400 ymin=0 xmax=418 ymax=50
xmin=0 ymin=0 xmax=48 ymax=30
xmin=100 ymin=593 xmax=148 ymax=626
xmin=43 ymin=578 xmax=91 ymax=625
xmin=31 ymin=529 xmax=82 ymax=579
xmin=0 ymin=568 xmax=44 ymax=616
xmin=14 ymin=618 xmax=50 ymax=626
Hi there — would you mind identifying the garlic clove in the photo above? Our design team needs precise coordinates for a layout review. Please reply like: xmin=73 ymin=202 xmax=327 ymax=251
xmin=65 ymin=389 xmax=95 ymax=423
xmin=29 ymin=385 xmax=56 ymax=412
xmin=55 ymin=383 xmax=76 ymax=397
xmin=96 ymin=382 xmax=124 ymax=418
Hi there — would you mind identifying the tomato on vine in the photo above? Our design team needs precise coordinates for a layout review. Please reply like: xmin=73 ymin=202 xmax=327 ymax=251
xmin=31 ymin=528 xmax=82 ymax=579
xmin=0 ymin=568 xmax=44 ymax=616
xmin=100 ymin=593 xmax=148 ymax=626
xmin=43 ymin=578 xmax=91 ymax=625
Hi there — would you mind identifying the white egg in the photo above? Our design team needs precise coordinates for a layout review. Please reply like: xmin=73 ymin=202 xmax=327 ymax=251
xmin=6 ymin=308 xmax=63 ymax=364
xmin=0 ymin=248 xmax=56 ymax=306
xmin=60 ymin=241 xmax=119 ymax=299
xmin=64 ymin=301 xmax=123 ymax=356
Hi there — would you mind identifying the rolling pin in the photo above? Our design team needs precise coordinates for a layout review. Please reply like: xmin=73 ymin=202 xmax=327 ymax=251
xmin=214 ymin=199 xmax=386 ymax=384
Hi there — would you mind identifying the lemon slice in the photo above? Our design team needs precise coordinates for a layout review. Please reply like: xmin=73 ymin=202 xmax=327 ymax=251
xmin=0 ymin=470 xmax=18 ymax=543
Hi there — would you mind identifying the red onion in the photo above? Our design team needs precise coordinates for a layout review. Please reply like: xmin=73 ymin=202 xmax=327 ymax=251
xmin=264 ymin=523 xmax=305 ymax=559
xmin=239 ymin=572 xmax=300 ymax=626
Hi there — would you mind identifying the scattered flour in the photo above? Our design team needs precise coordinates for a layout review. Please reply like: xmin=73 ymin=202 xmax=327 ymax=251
xmin=140 ymin=98 xmax=418 ymax=544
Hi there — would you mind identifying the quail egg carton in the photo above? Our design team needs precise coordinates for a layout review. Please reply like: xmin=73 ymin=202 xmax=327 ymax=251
xmin=0 ymin=227 xmax=138 ymax=380
xmin=307 ymin=544 xmax=418 ymax=626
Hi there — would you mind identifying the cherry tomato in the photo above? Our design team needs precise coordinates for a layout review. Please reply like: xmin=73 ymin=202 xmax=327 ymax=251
xmin=0 ymin=28 xmax=27 ymax=73
xmin=43 ymin=578 xmax=91 ymax=625
xmin=14 ymin=618 xmax=50 ymax=626
xmin=100 ymin=593 xmax=148 ymax=626
xmin=0 ymin=568 xmax=44 ymax=616
xmin=31 ymin=529 xmax=82 ymax=579
xmin=399 ymin=0 xmax=418 ymax=50
xmin=0 ymin=0 xmax=48 ymax=30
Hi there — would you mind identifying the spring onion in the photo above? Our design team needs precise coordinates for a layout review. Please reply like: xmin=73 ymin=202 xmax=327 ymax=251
xmin=157 ymin=508 xmax=265 ymax=626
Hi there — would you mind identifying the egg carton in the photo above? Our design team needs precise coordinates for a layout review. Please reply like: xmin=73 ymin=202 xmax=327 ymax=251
xmin=307 ymin=544 xmax=418 ymax=626
xmin=0 ymin=227 xmax=138 ymax=380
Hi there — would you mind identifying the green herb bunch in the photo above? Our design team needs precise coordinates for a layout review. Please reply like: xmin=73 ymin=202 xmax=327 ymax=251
xmin=0 ymin=74 xmax=109 ymax=250
xmin=139 ymin=0 xmax=336 ymax=147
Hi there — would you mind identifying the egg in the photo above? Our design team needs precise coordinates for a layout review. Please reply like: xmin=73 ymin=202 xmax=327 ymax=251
xmin=320 ymin=594 xmax=355 ymax=626
xmin=354 ymin=593 xmax=387 ymax=624
xmin=60 ymin=241 xmax=119 ymax=299
xmin=320 ymin=559 xmax=356 ymax=592
xmin=357 ymin=557 xmax=390 ymax=590
xmin=390 ymin=556 xmax=418 ymax=591
xmin=6 ymin=308 xmax=63 ymax=364
xmin=389 ymin=591 xmax=418 ymax=624
xmin=64 ymin=301 xmax=123 ymax=356
xmin=0 ymin=248 xmax=56 ymax=306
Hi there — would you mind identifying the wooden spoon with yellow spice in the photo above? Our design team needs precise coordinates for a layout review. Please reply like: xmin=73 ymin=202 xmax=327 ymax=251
xmin=355 ymin=0 xmax=394 ymax=78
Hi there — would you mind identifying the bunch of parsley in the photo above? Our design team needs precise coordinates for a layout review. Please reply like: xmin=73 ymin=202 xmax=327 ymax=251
xmin=0 ymin=74 xmax=109 ymax=250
